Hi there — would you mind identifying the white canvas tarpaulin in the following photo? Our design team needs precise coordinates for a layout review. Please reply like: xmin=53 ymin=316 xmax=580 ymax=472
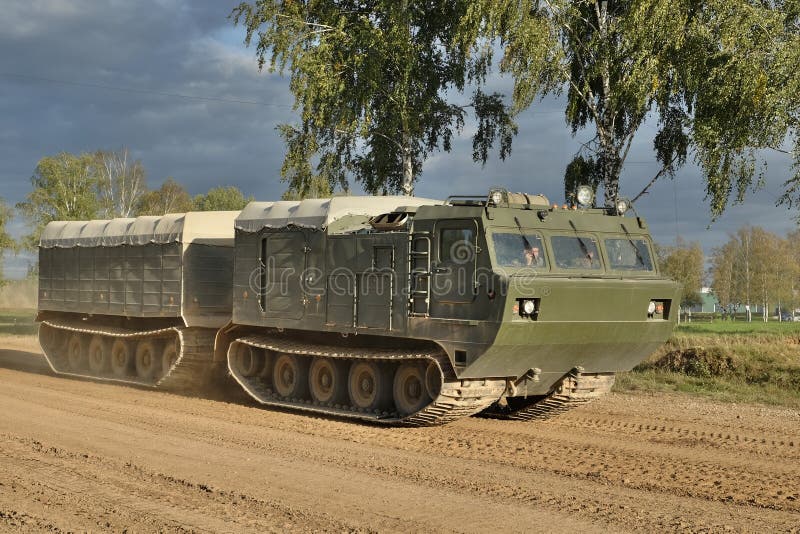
xmin=39 ymin=211 xmax=239 ymax=248
xmin=235 ymin=196 xmax=441 ymax=233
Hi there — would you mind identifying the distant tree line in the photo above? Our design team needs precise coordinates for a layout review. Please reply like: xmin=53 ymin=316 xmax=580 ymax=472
xmin=657 ymin=227 xmax=800 ymax=321
xmin=0 ymin=148 xmax=253 ymax=283
xmin=710 ymin=227 xmax=800 ymax=321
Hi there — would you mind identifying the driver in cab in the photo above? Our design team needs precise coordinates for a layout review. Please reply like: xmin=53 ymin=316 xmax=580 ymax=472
xmin=524 ymin=245 xmax=545 ymax=267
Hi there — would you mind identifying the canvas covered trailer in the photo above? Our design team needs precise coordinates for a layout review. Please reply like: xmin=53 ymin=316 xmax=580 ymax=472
xmin=38 ymin=211 xmax=239 ymax=328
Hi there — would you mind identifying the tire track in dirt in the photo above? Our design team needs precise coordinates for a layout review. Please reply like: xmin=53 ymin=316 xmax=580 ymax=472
xmin=2 ymin=348 xmax=800 ymax=532
xmin=0 ymin=368 xmax=605 ymax=532
xmin=7 ymin=375 xmax=800 ymax=514
xmin=0 ymin=434 xmax=357 ymax=533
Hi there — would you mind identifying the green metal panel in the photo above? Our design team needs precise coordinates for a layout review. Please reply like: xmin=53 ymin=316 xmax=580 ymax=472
xmin=356 ymin=272 xmax=393 ymax=329
xmin=38 ymin=243 xmax=185 ymax=319
xmin=324 ymin=235 xmax=355 ymax=327
xmin=183 ymin=242 xmax=231 ymax=316
xmin=124 ymin=245 xmax=143 ymax=314
xmin=108 ymin=246 xmax=126 ymax=314
xmin=262 ymin=231 xmax=306 ymax=319
xmin=92 ymin=246 xmax=110 ymax=315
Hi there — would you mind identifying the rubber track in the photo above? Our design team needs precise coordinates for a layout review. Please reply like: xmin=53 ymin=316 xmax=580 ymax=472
xmin=39 ymin=319 xmax=218 ymax=390
xmin=481 ymin=371 xmax=616 ymax=421
xmin=228 ymin=335 xmax=506 ymax=427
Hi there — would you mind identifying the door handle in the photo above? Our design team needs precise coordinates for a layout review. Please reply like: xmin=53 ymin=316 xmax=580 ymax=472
xmin=432 ymin=266 xmax=451 ymax=274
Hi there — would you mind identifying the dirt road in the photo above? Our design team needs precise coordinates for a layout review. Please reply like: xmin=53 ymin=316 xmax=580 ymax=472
xmin=1 ymin=337 xmax=798 ymax=533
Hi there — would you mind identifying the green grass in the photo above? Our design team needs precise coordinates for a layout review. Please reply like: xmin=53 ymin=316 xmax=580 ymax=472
xmin=676 ymin=320 xmax=800 ymax=335
xmin=616 ymin=325 xmax=800 ymax=409
xmin=0 ymin=308 xmax=38 ymax=336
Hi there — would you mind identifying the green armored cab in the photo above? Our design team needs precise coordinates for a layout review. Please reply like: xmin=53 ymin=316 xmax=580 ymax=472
xmin=223 ymin=188 xmax=680 ymax=425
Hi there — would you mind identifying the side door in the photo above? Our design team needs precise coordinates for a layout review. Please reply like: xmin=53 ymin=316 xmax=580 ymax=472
xmin=259 ymin=230 xmax=306 ymax=320
xmin=429 ymin=219 xmax=479 ymax=319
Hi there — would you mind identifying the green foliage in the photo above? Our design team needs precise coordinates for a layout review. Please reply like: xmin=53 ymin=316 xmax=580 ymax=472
xmin=136 ymin=178 xmax=194 ymax=216
xmin=0 ymin=200 xmax=12 ymax=251
xmin=192 ymin=186 xmax=253 ymax=211
xmin=281 ymin=175 xmax=333 ymax=200
xmin=657 ymin=238 xmax=704 ymax=308
xmin=0 ymin=198 xmax=14 ymax=287
xmin=15 ymin=152 xmax=100 ymax=249
xmin=465 ymin=0 xmax=800 ymax=214
xmin=232 ymin=0 xmax=517 ymax=196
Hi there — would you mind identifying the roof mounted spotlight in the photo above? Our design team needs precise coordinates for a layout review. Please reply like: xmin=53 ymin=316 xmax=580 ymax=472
xmin=615 ymin=197 xmax=631 ymax=216
xmin=488 ymin=188 xmax=506 ymax=207
xmin=576 ymin=185 xmax=594 ymax=208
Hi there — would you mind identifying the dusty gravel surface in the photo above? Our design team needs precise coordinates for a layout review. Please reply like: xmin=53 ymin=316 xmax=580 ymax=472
xmin=1 ymin=336 xmax=799 ymax=533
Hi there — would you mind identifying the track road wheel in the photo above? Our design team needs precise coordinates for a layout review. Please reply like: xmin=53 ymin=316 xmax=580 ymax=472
xmin=67 ymin=333 xmax=87 ymax=371
xmin=87 ymin=335 xmax=109 ymax=374
xmin=258 ymin=350 xmax=274 ymax=384
xmin=233 ymin=344 xmax=264 ymax=377
xmin=393 ymin=362 xmax=432 ymax=416
xmin=161 ymin=340 xmax=179 ymax=377
xmin=272 ymin=354 xmax=309 ymax=399
xmin=110 ymin=339 xmax=132 ymax=377
xmin=135 ymin=340 xmax=160 ymax=380
xmin=308 ymin=357 xmax=347 ymax=405
xmin=348 ymin=361 xmax=392 ymax=412
xmin=425 ymin=360 xmax=442 ymax=399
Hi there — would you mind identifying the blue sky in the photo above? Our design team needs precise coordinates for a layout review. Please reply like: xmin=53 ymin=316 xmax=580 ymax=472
xmin=0 ymin=0 xmax=796 ymax=278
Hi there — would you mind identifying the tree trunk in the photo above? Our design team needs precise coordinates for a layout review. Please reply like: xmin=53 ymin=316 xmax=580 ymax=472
xmin=595 ymin=1 xmax=622 ymax=207
xmin=401 ymin=139 xmax=413 ymax=196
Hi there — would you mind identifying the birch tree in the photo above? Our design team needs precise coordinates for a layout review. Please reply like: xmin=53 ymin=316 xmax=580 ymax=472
xmin=95 ymin=148 xmax=147 ymax=218
xmin=657 ymin=238 xmax=704 ymax=311
xmin=136 ymin=178 xmax=194 ymax=216
xmin=16 ymin=152 xmax=99 ymax=248
xmin=465 ymin=0 xmax=800 ymax=212
xmin=232 ymin=0 xmax=517 ymax=197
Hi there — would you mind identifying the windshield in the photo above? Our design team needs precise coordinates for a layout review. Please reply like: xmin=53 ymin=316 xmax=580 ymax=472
xmin=551 ymin=235 xmax=602 ymax=270
xmin=491 ymin=232 xmax=547 ymax=268
xmin=605 ymin=238 xmax=654 ymax=271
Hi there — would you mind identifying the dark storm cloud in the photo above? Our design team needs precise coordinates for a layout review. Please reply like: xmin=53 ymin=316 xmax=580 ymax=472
xmin=0 ymin=0 xmax=294 ymax=205
xmin=0 ymin=0 xmax=797 ymax=278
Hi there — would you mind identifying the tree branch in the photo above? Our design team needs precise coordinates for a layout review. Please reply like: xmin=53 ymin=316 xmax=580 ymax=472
xmin=631 ymin=154 xmax=679 ymax=202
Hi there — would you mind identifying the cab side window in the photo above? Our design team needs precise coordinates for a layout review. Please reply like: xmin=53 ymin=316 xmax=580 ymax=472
xmin=440 ymin=227 xmax=475 ymax=263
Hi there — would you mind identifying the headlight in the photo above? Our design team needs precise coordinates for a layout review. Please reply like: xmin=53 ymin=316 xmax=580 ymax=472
xmin=489 ymin=190 xmax=504 ymax=206
xmin=522 ymin=299 xmax=536 ymax=315
xmin=576 ymin=185 xmax=594 ymax=207
xmin=615 ymin=197 xmax=630 ymax=215
xmin=648 ymin=301 xmax=656 ymax=315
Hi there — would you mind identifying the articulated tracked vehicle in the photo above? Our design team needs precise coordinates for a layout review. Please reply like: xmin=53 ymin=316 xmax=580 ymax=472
xmin=37 ymin=189 xmax=680 ymax=426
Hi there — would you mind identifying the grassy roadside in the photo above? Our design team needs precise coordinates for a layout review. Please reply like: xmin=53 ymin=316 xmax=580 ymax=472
xmin=0 ymin=309 xmax=38 ymax=336
xmin=616 ymin=322 xmax=800 ymax=409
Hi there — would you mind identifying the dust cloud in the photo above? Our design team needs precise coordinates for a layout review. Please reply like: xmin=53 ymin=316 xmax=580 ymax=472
xmin=0 ymin=280 xmax=36 ymax=310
